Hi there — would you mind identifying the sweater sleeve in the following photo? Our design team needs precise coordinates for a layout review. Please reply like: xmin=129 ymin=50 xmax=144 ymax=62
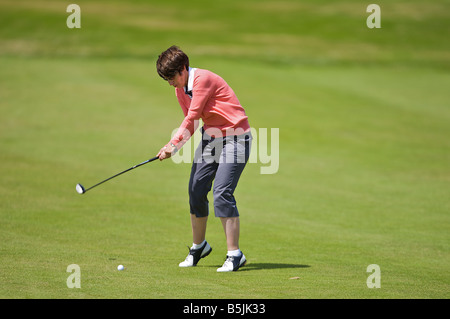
xmin=169 ymin=72 xmax=213 ymax=149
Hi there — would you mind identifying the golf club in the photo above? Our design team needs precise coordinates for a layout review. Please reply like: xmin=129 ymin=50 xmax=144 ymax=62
xmin=76 ymin=156 xmax=159 ymax=194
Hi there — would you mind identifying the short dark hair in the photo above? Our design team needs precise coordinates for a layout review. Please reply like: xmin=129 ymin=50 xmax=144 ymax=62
xmin=156 ymin=45 xmax=189 ymax=80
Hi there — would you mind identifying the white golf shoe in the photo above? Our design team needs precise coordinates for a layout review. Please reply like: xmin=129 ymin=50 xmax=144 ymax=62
xmin=179 ymin=241 xmax=212 ymax=267
xmin=217 ymin=252 xmax=246 ymax=272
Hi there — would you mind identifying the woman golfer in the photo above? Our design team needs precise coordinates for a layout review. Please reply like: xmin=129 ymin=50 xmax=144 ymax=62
xmin=156 ymin=46 xmax=252 ymax=272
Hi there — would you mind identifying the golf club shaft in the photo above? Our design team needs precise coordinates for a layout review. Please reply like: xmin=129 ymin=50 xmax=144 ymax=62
xmin=84 ymin=156 xmax=159 ymax=193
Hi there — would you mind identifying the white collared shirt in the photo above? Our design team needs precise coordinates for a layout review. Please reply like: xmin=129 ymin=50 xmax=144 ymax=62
xmin=184 ymin=67 xmax=197 ymax=99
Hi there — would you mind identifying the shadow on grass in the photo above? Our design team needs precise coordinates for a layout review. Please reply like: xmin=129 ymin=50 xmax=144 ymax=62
xmin=239 ymin=263 xmax=310 ymax=271
xmin=205 ymin=263 xmax=310 ymax=271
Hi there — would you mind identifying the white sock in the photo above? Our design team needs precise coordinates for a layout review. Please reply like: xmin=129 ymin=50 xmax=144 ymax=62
xmin=191 ymin=240 xmax=206 ymax=250
xmin=227 ymin=249 xmax=241 ymax=257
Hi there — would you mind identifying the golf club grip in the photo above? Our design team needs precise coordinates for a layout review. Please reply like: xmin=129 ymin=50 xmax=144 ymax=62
xmin=133 ymin=156 xmax=159 ymax=168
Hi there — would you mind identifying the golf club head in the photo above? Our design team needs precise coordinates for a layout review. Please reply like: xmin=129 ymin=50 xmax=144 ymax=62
xmin=76 ymin=183 xmax=85 ymax=194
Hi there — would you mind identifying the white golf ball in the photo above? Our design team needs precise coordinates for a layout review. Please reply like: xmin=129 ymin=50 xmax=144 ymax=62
xmin=117 ymin=265 xmax=124 ymax=271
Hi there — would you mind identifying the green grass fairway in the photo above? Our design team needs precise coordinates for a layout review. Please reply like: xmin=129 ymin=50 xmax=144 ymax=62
xmin=1 ymin=0 xmax=449 ymax=299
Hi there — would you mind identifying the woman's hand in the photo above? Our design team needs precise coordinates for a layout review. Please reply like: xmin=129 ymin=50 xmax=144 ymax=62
xmin=157 ymin=144 xmax=176 ymax=161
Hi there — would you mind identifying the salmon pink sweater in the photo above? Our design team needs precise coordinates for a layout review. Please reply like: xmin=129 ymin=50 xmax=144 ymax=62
xmin=169 ymin=68 xmax=250 ymax=150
